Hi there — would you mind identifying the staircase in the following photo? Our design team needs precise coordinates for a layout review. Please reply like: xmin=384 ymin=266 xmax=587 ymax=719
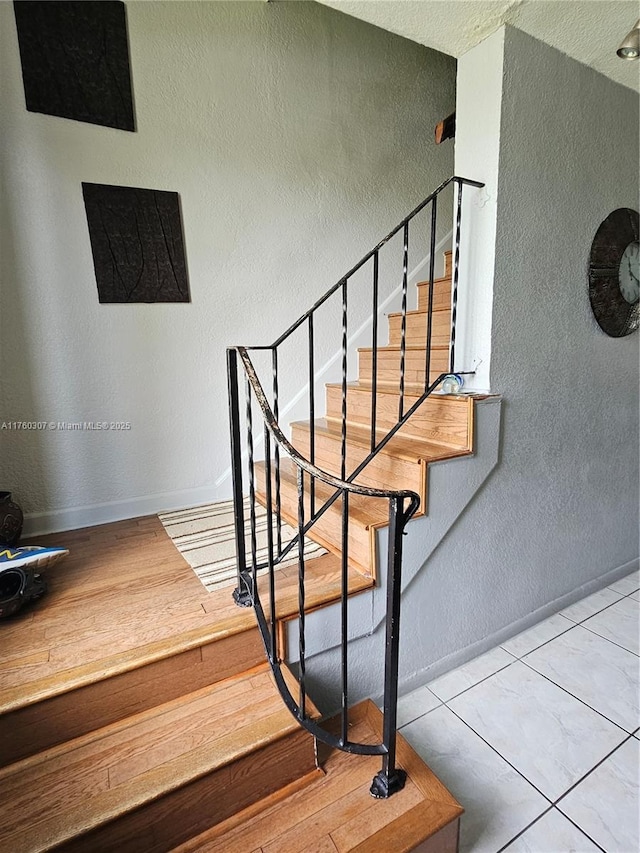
xmin=222 ymin=176 xmax=484 ymax=847
xmin=254 ymin=251 xmax=474 ymax=581
xmin=0 ymin=177 xmax=483 ymax=851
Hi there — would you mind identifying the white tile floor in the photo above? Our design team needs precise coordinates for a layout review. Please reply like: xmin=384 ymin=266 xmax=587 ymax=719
xmin=399 ymin=569 xmax=640 ymax=853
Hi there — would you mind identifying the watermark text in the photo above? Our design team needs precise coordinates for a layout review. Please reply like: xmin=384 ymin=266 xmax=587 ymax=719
xmin=1 ymin=421 xmax=132 ymax=431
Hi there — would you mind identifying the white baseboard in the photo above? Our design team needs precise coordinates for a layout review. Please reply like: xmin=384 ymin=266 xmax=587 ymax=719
xmin=21 ymin=484 xmax=226 ymax=538
xmin=396 ymin=555 xmax=640 ymax=699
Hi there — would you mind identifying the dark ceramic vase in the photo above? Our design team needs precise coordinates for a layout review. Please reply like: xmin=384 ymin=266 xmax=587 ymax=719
xmin=0 ymin=492 xmax=23 ymax=547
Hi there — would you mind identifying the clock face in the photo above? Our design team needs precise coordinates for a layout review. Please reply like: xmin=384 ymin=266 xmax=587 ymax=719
xmin=619 ymin=241 xmax=640 ymax=304
xmin=588 ymin=208 xmax=640 ymax=337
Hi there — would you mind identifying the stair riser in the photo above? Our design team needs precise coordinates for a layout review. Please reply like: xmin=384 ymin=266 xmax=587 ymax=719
xmin=0 ymin=628 xmax=265 ymax=767
xmin=417 ymin=283 xmax=451 ymax=312
xmin=57 ymin=729 xmax=316 ymax=853
xmin=325 ymin=386 xmax=472 ymax=450
xmin=387 ymin=310 xmax=451 ymax=347
xmin=174 ymin=699 xmax=465 ymax=853
xmin=445 ymin=251 xmax=452 ymax=278
xmin=291 ymin=425 xmax=425 ymax=502
xmin=358 ymin=348 xmax=449 ymax=387
xmin=255 ymin=465 xmax=377 ymax=578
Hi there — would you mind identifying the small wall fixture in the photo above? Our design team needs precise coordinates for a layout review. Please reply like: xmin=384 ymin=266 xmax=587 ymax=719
xmin=617 ymin=19 xmax=640 ymax=59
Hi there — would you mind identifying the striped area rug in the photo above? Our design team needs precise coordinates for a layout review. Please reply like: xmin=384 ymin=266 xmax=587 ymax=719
xmin=159 ymin=498 xmax=326 ymax=593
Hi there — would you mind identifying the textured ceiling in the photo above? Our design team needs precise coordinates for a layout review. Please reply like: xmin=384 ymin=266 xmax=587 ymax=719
xmin=317 ymin=1 xmax=640 ymax=92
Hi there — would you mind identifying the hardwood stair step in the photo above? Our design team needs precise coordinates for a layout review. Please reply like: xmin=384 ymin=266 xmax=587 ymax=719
xmin=290 ymin=419 xmax=468 ymax=505
xmin=387 ymin=307 xmax=451 ymax=348
xmin=0 ymin=664 xmax=318 ymax=853
xmin=0 ymin=620 xmax=265 ymax=768
xmin=293 ymin=417 xmax=464 ymax=464
xmin=325 ymin=383 xmax=474 ymax=450
xmin=357 ymin=345 xmax=449 ymax=388
xmin=1 ymin=517 xmax=369 ymax=768
xmin=0 ymin=557 xmax=375 ymax=768
xmin=249 ymin=549 xmax=375 ymax=618
xmin=416 ymin=277 xmax=451 ymax=312
xmin=255 ymin=458 xmax=389 ymax=579
xmin=444 ymin=249 xmax=452 ymax=278
xmin=169 ymin=700 xmax=463 ymax=853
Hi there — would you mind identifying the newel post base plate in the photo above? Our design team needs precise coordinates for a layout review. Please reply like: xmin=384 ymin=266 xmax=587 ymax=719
xmin=369 ymin=767 xmax=407 ymax=799
xmin=232 ymin=579 xmax=253 ymax=608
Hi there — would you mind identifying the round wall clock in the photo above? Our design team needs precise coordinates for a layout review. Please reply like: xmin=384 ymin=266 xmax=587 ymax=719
xmin=588 ymin=208 xmax=639 ymax=337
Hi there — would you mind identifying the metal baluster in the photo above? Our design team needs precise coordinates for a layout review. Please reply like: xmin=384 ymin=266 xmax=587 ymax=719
xmin=341 ymin=279 xmax=348 ymax=482
xmin=264 ymin=426 xmax=277 ymax=663
xmin=398 ymin=222 xmax=409 ymax=420
xmin=272 ymin=348 xmax=282 ymax=558
xmin=371 ymin=251 xmax=379 ymax=453
xmin=245 ymin=375 xmax=258 ymax=588
xmin=308 ymin=315 xmax=315 ymax=517
xmin=228 ymin=349 xmax=249 ymax=607
xmin=297 ymin=467 xmax=306 ymax=719
xmin=370 ymin=495 xmax=408 ymax=799
xmin=450 ymin=180 xmax=463 ymax=374
xmin=340 ymin=489 xmax=349 ymax=747
xmin=424 ymin=196 xmax=438 ymax=392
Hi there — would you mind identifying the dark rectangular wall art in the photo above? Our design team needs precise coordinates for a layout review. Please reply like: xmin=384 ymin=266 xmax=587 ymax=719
xmin=13 ymin=0 xmax=135 ymax=131
xmin=82 ymin=184 xmax=190 ymax=303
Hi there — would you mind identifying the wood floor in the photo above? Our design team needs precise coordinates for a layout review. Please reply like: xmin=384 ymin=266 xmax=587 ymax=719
xmin=1 ymin=517 xmax=462 ymax=852
xmin=0 ymin=665 xmax=316 ymax=853
xmin=1 ymin=517 xmax=250 ymax=716
xmin=0 ymin=517 xmax=373 ymax=768
xmin=172 ymin=701 xmax=463 ymax=853
xmin=3 ymin=517 xmax=370 ymax=712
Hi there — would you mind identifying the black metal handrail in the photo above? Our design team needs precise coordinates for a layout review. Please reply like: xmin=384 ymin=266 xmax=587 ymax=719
xmin=227 ymin=175 xmax=484 ymax=798
xmin=228 ymin=346 xmax=420 ymax=797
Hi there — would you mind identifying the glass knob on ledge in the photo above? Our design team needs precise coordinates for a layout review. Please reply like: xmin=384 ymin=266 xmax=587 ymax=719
xmin=441 ymin=374 xmax=464 ymax=394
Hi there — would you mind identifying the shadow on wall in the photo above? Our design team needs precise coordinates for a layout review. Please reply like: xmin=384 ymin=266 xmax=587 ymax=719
xmin=0 ymin=175 xmax=52 ymax=521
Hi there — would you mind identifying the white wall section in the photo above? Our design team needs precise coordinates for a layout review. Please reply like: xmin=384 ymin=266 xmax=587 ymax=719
xmin=453 ymin=27 xmax=505 ymax=390
xmin=0 ymin=1 xmax=456 ymax=531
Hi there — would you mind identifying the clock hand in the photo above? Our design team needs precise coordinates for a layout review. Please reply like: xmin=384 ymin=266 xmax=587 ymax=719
xmin=629 ymin=258 xmax=639 ymax=284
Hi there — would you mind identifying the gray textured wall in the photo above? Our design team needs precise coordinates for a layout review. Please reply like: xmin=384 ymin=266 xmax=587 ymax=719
xmin=401 ymin=26 xmax=640 ymax=687
xmin=305 ymin=26 xmax=639 ymax=712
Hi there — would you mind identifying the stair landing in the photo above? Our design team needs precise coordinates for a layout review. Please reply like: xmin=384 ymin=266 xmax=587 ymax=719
xmin=0 ymin=664 xmax=318 ymax=853
xmin=2 ymin=518 xmax=463 ymax=852
xmin=172 ymin=700 xmax=463 ymax=853
xmin=1 ymin=516 xmax=371 ymax=765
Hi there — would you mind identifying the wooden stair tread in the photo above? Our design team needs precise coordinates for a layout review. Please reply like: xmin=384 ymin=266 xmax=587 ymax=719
xmin=0 ymin=518 xmax=257 ymax=715
xmin=358 ymin=343 xmax=449 ymax=353
xmin=169 ymin=700 xmax=463 ymax=853
xmin=0 ymin=600 xmax=258 ymax=716
xmin=324 ymin=383 xmax=474 ymax=453
xmin=251 ymin=550 xmax=375 ymax=617
xmin=326 ymin=380 xmax=470 ymax=400
xmin=2 ymin=521 xmax=367 ymax=719
xmin=0 ymin=664 xmax=312 ymax=853
xmin=386 ymin=309 xmax=451 ymax=348
xmin=256 ymin=459 xmax=391 ymax=531
xmin=255 ymin=458 xmax=390 ymax=577
xmin=357 ymin=348 xmax=450 ymax=386
xmin=292 ymin=418 xmax=470 ymax=464
xmin=416 ymin=274 xmax=451 ymax=287
xmin=387 ymin=306 xmax=450 ymax=320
